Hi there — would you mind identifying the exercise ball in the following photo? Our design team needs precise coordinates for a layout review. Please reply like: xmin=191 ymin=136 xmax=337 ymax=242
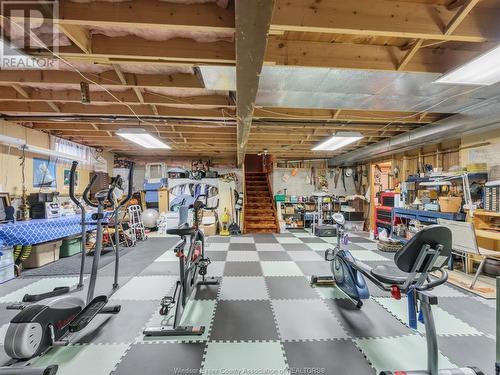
xmin=143 ymin=208 xmax=160 ymax=228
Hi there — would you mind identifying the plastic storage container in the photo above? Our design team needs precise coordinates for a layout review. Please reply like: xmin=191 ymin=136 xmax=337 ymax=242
xmin=60 ymin=236 xmax=82 ymax=258
xmin=23 ymin=240 xmax=62 ymax=268
xmin=345 ymin=221 xmax=365 ymax=231
xmin=0 ymin=246 xmax=15 ymax=283
xmin=0 ymin=263 xmax=15 ymax=284
xmin=0 ymin=246 xmax=14 ymax=268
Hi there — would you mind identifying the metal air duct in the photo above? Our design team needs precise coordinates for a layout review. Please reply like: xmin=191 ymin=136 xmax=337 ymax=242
xmin=329 ymin=98 xmax=500 ymax=165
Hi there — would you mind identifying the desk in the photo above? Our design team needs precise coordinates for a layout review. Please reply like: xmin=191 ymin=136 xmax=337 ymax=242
xmin=0 ymin=214 xmax=99 ymax=247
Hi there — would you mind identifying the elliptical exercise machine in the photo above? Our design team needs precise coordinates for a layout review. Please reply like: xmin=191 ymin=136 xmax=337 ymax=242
xmin=144 ymin=195 xmax=219 ymax=336
xmin=0 ymin=161 xmax=134 ymax=375
xmin=311 ymin=216 xmax=483 ymax=375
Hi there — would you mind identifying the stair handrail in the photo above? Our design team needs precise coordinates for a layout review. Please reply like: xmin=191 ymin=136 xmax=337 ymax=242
xmin=242 ymin=164 xmax=246 ymax=234
xmin=265 ymin=169 xmax=280 ymax=233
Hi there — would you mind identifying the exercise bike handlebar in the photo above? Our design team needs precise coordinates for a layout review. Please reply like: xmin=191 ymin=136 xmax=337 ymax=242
xmin=418 ymin=268 xmax=448 ymax=291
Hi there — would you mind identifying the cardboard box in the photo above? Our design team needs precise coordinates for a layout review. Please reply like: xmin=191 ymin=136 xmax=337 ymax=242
xmin=23 ymin=241 xmax=62 ymax=269
xmin=201 ymin=211 xmax=217 ymax=236
xmin=202 ymin=223 xmax=217 ymax=236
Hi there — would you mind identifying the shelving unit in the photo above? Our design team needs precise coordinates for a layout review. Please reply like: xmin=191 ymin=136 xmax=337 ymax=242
xmin=279 ymin=201 xmax=316 ymax=229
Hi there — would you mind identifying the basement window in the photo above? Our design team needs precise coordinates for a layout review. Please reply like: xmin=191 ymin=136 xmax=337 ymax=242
xmin=50 ymin=136 xmax=97 ymax=169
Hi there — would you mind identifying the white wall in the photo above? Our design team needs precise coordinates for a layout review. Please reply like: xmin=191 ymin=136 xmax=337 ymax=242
xmin=460 ymin=129 xmax=500 ymax=179
xmin=272 ymin=168 xmax=357 ymax=196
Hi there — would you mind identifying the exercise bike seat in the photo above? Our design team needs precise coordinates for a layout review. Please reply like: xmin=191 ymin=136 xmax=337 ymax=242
xmin=370 ymin=265 xmax=410 ymax=285
xmin=167 ymin=223 xmax=195 ymax=237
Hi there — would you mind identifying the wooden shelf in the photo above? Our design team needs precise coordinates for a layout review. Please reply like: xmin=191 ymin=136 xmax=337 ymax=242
xmin=473 ymin=210 xmax=500 ymax=218
xmin=475 ymin=229 xmax=500 ymax=241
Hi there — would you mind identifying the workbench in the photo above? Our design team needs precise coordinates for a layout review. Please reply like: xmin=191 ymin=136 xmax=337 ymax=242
xmin=391 ymin=207 xmax=466 ymax=242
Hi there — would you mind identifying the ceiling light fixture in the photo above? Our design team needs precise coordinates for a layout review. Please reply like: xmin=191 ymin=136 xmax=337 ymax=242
xmin=116 ymin=128 xmax=170 ymax=149
xmin=312 ymin=132 xmax=363 ymax=151
xmin=435 ymin=44 xmax=500 ymax=86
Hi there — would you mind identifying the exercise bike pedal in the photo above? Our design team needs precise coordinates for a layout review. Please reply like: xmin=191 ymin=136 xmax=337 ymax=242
xmin=159 ymin=296 xmax=175 ymax=316
xmin=198 ymin=276 xmax=219 ymax=286
xmin=310 ymin=275 xmax=335 ymax=286
xmin=69 ymin=295 xmax=108 ymax=332
xmin=143 ymin=325 xmax=205 ymax=337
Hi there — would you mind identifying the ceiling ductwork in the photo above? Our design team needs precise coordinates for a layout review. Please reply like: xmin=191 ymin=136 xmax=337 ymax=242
xmin=329 ymin=98 xmax=500 ymax=166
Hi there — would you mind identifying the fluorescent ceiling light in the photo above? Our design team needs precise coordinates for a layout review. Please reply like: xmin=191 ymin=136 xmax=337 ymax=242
xmin=435 ymin=44 xmax=500 ymax=86
xmin=116 ymin=128 xmax=170 ymax=149
xmin=312 ymin=132 xmax=363 ymax=151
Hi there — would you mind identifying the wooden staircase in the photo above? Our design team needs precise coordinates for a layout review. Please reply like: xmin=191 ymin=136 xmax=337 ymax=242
xmin=244 ymin=172 xmax=279 ymax=234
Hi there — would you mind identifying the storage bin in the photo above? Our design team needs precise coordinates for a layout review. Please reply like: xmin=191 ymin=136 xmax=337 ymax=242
xmin=0 ymin=263 xmax=15 ymax=284
xmin=345 ymin=220 xmax=365 ymax=231
xmin=438 ymin=196 xmax=462 ymax=213
xmin=275 ymin=195 xmax=286 ymax=202
xmin=0 ymin=246 xmax=14 ymax=268
xmin=23 ymin=240 xmax=62 ymax=269
xmin=60 ymin=236 xmax=82 ymax=258
xmin=284 ymin=207 xmax=295 ymax=215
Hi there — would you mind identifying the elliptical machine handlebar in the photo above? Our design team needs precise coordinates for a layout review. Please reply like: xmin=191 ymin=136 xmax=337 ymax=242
xmin=107 ymin=175 xmax=122 ymax=204
xmin=193 ymin=194 xmax=219 ymax=211
xmin=118 ymin=162 xmax=134 ymax=209
xmin=69 ymin=161 xmax=83 ymax=210
xmin=83 ymin=174 xmax=99 ymax=208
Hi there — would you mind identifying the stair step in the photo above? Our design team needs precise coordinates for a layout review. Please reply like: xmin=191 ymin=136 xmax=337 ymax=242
xmin=245 ymin=209 xmax=275 ymax=214
xmin=246 ymin=215 xmax=276 ymax=221
xmin=247 ymin=193 xmax=270 ymax=198
xmin=249 ymin=228 xmax=277 ymax=234
xmin=246 ymin=222 xmax=278 ymax=229
xmin=246 ymin=203 xmax=274 ymax=208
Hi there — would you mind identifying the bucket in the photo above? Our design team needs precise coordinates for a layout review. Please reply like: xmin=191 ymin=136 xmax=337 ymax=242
xmin=438 ymin=196 xmax=462 ymax=213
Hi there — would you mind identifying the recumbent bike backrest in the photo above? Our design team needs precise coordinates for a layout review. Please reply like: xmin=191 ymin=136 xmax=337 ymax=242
xmin=394 ymin=225 xmax=452 ymax=274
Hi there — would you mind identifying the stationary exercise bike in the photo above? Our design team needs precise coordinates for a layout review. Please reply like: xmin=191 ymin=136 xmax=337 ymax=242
xmin=311 ymin=216 xmax=483 ymax=375
xmin=0 ymin=161 xmax=134 ymax=375
xmin=144 ymin=195 xmax=219 ymax=336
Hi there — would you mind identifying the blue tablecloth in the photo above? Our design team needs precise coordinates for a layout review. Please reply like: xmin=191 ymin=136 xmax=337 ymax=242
xmin=0 ymin=214 xmax=101 ymax=247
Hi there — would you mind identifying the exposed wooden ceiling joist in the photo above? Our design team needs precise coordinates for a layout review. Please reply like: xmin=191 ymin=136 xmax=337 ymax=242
xmin=0 ymin=70 xmax=203 ymax=90
xmin=265 ymin=36 xmax=487 ymax=73
xmin=270 ymin=0 xmax=499 ymax=42
xmin=0 ymin=87 xmax=232 ymax=108
xmin=253 ymin=108 xmax=447 ymax=124
xmin=56 ymin=0 xmax=235 ymax=33
xmin=0 ymin=102 xmax=233 ymax=119
xmin=40 ymin=35 xmax=235 ymax=66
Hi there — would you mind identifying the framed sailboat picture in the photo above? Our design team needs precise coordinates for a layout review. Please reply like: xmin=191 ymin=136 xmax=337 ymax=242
xmin=33 ymin=158 xmax=57 ymax=188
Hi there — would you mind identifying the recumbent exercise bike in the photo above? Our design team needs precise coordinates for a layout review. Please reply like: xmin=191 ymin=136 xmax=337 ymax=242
xmin=144 ymin=194 xmax=219 ymax=337
xmin=311 ymin=213 xmax=483 ymax=375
